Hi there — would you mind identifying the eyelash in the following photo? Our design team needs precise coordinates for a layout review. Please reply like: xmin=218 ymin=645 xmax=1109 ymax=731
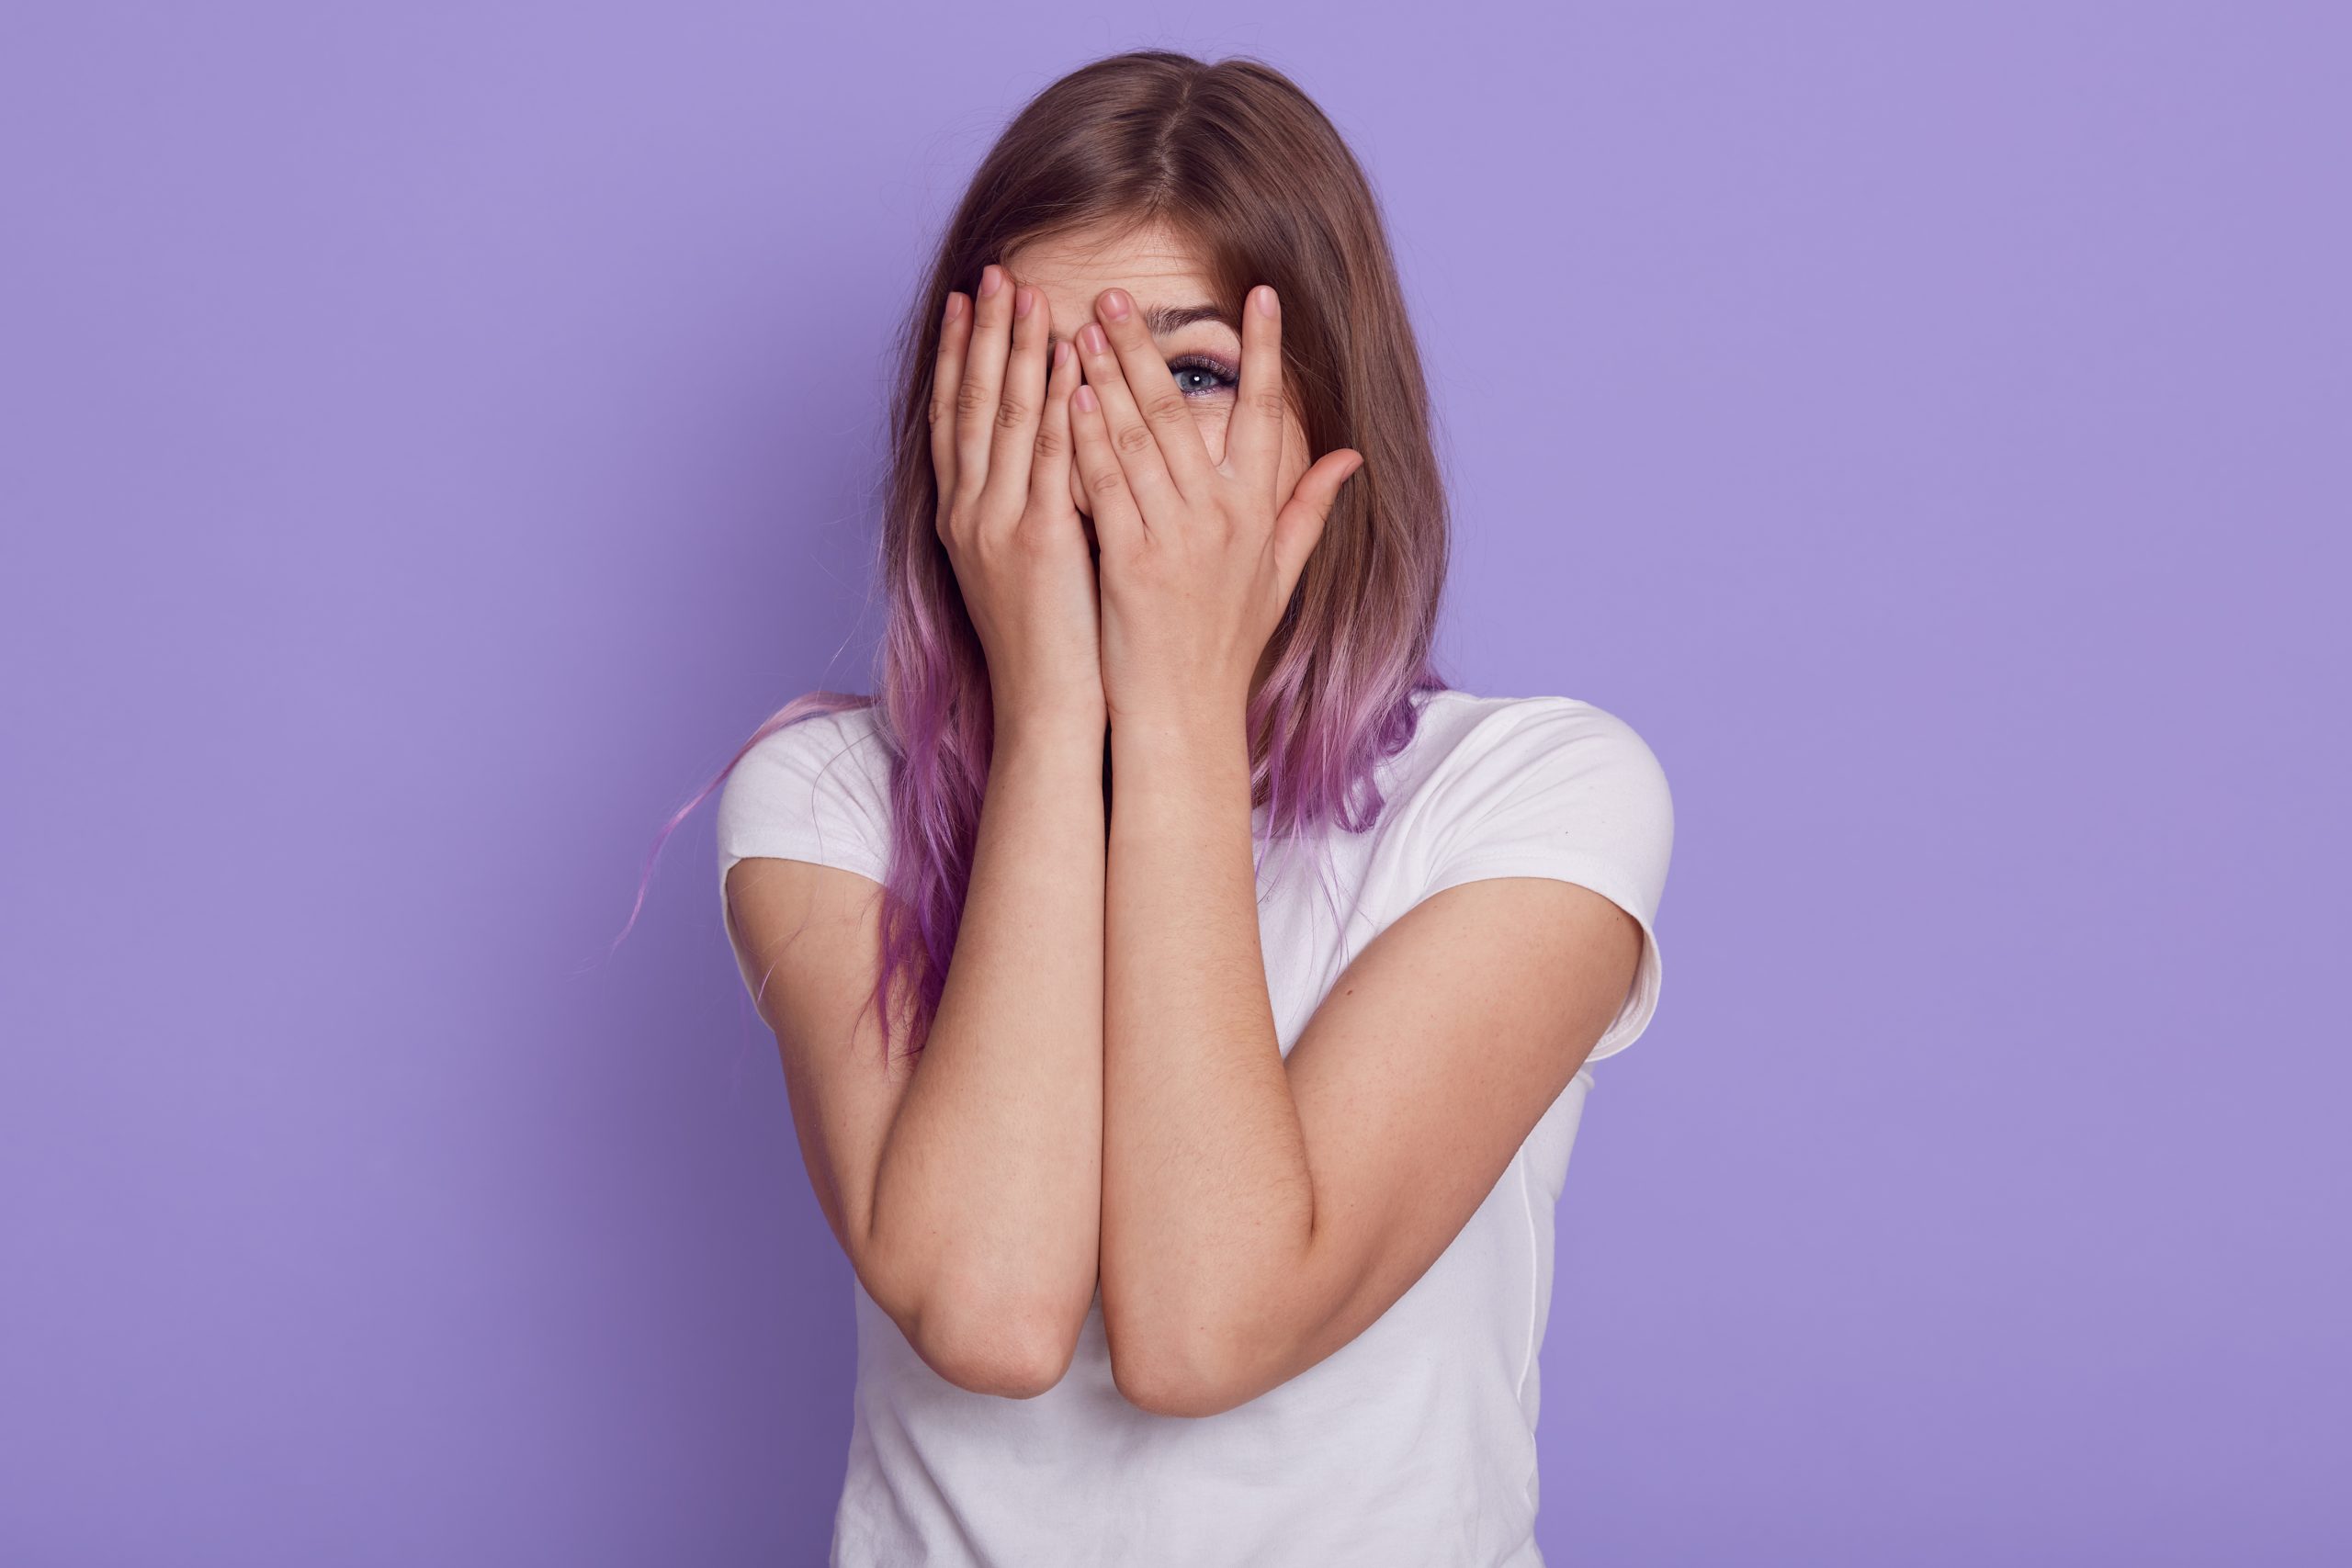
xmin=1167 ymin=353 xmax=1239 ymax=398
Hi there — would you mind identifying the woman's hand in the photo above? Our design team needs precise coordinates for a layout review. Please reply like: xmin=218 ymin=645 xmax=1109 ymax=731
xmin=931 ymin=263 xmax=1103 ymax=732
xmin=1066 ymin=284 xmax=1363 ymax=733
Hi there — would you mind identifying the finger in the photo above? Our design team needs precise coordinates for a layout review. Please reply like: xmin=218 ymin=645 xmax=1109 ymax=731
xmin=1228 ymin=284 xmax=1285 ymax=491
xmin=1091 ymin=287 xmax=1216 ymax=500
xmin=1069 ymin=379 xmax=1148 ymax=553
xmin=928 ymin=291 xmax=970 ymax=524
xmin=1074 ymin=311 xmax=1182 ymax=518
xmin=1271 ymin=448 xmax=1363 ymax=602
xmin=1028 ymin=335 xmax=1080 ymax=519
xmin=977 ymin=283 xmax=1051 ymax=525
xmin=953 ymin=264 xmax=1013 ymax=507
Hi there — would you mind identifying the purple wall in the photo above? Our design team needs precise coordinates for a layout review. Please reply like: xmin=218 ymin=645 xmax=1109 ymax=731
xmin=4 ymin=6 xmax=2344 ymax=1562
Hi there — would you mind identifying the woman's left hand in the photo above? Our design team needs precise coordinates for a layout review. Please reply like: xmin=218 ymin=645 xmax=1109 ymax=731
xmin=1068 ymin=284 xmax=1363 ymax=734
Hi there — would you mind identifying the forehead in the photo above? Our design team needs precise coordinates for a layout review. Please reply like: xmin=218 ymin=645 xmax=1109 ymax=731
xmin=1003 ymin=220 xmax=1216 ymax=310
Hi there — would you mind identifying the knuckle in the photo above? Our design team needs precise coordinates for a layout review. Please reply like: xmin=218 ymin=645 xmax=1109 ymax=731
xmin=1249 ymin=389 xmax=1288 ymax=423
xmin=1114 ymin=423 xmax=1155 ymax=457
xmin=956 ymin=496 xmax=1008 ymax=539
xmin=993 ymin=396 xmax=1029 ymax=431
xmin=1084 ymin=462 xmax=1126 ymax=496
xmin=1032 ymin=424 xmax=1066 ymax=458
xmin=955 ymin=380 xmax=994 ymax=419
xmin=1140 ymin=389 xmax=1189 ymax=425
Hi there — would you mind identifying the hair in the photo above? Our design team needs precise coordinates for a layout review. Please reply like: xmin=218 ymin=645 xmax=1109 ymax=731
xmin=617 ymin=50 xmax=1456 ymax=1059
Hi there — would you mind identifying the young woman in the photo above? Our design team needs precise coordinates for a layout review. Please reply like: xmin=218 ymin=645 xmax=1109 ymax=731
xmin=695 ymin=49 xmax=1673 ymax=1567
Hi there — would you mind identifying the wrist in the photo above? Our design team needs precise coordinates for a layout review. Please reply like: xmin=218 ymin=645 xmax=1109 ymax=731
xmin=1107 ymin=699 xmax=1252 ymax=781
xmin=992 ymin=697 xmax=1108 ymax=758
xmin=1109 ymin=682 xmax=1247 ymax=740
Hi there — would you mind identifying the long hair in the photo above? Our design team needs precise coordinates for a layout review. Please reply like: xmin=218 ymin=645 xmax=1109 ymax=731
xmin=620 ymin=51 xmax=1455 ymax=1059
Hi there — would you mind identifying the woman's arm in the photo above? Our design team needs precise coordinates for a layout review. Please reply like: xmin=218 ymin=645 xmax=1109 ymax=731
xmin=1096 ymin=714 xmax=1637 ymax=1418
xmin=726 ymin=708 xmax=1104 ymax=1400
xmin=727 ymin=264 xmax=1108 ymax=1400
xmin=1065 ymin=280 xmax=1645 ymax=1417
xmin=866 ymin=710 xmax=1105 ymax=1387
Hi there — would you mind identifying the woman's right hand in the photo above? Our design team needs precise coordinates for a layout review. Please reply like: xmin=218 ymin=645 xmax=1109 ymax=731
xmin=930 ymin=262 xmax=1103 ymax=733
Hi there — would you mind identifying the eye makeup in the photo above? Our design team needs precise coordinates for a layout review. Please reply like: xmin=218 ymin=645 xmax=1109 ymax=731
xmin=1039 ymin=329 xmax=1242 ymax=400
xmin=1167 ymin=352 xmax=1239 ymax=398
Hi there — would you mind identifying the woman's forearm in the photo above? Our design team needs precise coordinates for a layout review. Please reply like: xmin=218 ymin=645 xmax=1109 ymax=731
xmin=864 ymin=708 xmax=1107 ymax=1391
xmin=1099 ymin=711 xmax=1315 ymax=1399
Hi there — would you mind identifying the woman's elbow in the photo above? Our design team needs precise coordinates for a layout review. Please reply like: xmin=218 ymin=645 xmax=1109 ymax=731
xmin=904 ymin=1292 xmax=1082 ymax=1400
xmin=1107 ymin=1328 xmax=1256 ymax=1418
xmin=854 ymin=1239 xmax=1085 ymax=1398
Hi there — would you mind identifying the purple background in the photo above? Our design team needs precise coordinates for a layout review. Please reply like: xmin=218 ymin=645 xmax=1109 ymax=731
xmin=5 ymin=5 xmax=2345 ymax=1563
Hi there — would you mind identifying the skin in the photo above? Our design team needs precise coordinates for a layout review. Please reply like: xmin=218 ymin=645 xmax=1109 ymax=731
xmin=1001 ymin=224 xmax=1315 ymax=558
xmin=723 ymin=219 xmax=1645 ymax=1415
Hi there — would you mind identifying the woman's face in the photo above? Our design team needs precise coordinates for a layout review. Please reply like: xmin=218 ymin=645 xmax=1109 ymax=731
xmin=1001 ymin=220 xmax=1313 ymax=547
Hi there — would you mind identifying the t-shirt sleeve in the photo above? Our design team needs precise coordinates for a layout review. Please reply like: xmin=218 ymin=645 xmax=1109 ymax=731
xmin=1417 ymin=697 xmax=1676 ymax=1064
xmin=714 ymin=706 xmax=896 ymax=908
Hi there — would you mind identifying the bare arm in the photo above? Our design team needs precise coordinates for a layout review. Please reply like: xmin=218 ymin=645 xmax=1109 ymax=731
xmin=1095 ymin=716 xmax=1638 ymax=1417
xmin=725 ymin=262 xmax=1107 ymax=1398
xmin=726 ymin=707 xmax=1102 ymax=1398
xmin=1063 ymin=277 xmax=1645 ymax=1416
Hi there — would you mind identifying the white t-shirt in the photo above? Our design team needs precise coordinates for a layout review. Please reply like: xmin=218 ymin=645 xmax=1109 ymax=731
xmin=715 ymin=685 xmax=1675 ymax=1567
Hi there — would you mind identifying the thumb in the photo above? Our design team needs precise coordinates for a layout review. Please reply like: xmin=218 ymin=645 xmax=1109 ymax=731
xmin=1271 ymin=448 xmax=1363 ymax=598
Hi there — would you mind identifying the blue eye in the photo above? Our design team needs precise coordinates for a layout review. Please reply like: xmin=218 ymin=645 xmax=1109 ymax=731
xmin=1169 ymin=354 xmax=1238 ymax=398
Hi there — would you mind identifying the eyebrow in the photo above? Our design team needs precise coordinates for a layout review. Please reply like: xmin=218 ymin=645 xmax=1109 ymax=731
xmin=1047 ymin=300 xmax=1238 ymax=347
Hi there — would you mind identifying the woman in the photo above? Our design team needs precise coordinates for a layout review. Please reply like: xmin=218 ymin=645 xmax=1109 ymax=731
xmin=692 ymin=49 xmax=1673 ymax=1566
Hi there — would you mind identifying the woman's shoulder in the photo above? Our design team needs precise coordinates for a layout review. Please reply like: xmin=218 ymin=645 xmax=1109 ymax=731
xmin=1393 ymin=686 xmax=1674 ymax=883
xmin=727 ymin=700 xmax=894 ymax=798
xmin=1404 ymin=687 xmax=1667 ymax=788
xmin=716 ymin=697 xmax=896 ymax=883
xmin=1401 ymin=686 xmax=1676 ymax=971
xmin=738 ymin=697 xmax=890 ymax=764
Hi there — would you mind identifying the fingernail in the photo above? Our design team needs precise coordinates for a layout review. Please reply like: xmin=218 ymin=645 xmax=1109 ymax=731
xmin=1099 ymin=288 xmax=1130 ymax=321
xmin=1074 ymin=383 xmax=1098 ymax=412
xmin=943 ymin=293 xmax=964 ymax=324
xmin=1255 ymin=285 xmax=1278 ymax=319
xmin=978 ymin=265 xmax=1002 ymax=299
xmin=1080 ymin=322 xmax=1107 ymax=355
xmin=1014 ymin=285 xmax=1035 ymax=319
xmin=1054 ymin=339 xmax=1071 ymax=369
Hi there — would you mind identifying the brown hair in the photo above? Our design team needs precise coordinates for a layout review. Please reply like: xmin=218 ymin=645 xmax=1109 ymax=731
xmin=884 ymin=51 xmax=1451 ymax=737
xmin=695 ymin=51 xmax=1457 ymax=1057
